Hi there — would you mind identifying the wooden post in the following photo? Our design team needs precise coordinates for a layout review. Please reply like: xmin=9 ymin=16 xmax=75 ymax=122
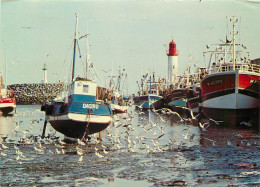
xmin=41 ymin=116 xmax=48 ymax=139
xmin=99 ymin=132 xmax=102 ymax=144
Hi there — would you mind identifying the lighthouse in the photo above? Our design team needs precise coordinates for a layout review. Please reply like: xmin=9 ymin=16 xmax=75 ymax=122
xmin=42 ymin=64 xmax=48 ymax=83
xmin=167 ymin=40 xmax=178 ymax=85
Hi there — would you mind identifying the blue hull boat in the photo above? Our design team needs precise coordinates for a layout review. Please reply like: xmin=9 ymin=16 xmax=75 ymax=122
xmin=42 ymin=79 xmax=112 ymax=139
xmin=133 ymin=94 xmax=163 ymax=109
xmin=41 ymin=15 xmax=112 ymax=139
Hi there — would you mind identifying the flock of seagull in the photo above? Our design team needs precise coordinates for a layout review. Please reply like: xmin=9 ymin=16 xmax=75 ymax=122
xmin=0 ymin=105 xmax=250 ymax=165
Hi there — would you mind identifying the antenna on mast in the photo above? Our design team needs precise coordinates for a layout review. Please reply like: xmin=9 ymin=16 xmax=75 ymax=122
xmin=79 ymin=22 xmax=91 ymax=80
xmin=86 ymin=21 xmax=89 ymax=79
xmin=230 ymin=17 xmax=239 ymax=70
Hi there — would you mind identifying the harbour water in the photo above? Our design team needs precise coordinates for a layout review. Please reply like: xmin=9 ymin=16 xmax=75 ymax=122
xmin=0 ymin=105 xmax=259 ymax=186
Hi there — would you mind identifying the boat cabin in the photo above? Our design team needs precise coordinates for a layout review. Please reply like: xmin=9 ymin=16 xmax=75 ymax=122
xmin=144 ymin=82 xmax=160 ymax=95
xmin=68 ymin=78 xmax=97 ymax=103
xmin=0 ymin=89 xmax=7 ymax=98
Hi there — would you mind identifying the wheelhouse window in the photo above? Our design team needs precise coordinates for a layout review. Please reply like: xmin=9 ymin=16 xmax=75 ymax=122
xmin=83 ymin=85 xmax=89 ymax=93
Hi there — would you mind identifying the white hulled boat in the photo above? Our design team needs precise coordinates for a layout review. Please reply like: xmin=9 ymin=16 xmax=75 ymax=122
xmin=108 ymin=67 xmax=129 ymax=113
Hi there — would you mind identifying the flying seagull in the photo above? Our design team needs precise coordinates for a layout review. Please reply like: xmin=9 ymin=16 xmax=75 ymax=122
xmin=21 ymin=26 xmax=32 ymax=29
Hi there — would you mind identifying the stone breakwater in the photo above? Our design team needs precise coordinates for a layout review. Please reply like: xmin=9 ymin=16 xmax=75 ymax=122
xmin=7 ymin=83 xmax=111 ymax=105
xmin=8 ymin=83 xmax=64 ymax=105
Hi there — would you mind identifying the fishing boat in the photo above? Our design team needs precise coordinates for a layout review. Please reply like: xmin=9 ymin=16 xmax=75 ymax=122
xmin=166 ymin=88 xmax=188 ymax=108
xmin=41 ymin=14 xmax=112 ymax=139
xmin=107 ymin=67 xmax=129 ymax=113
xmin=200 ymin=17 xmax=260 ymax=126
xmin=186 ymin=67 xmax=207 ymax=114
xmin=154 ymin=66 xmax=201 ymax=112
xmin=157 ymin=40 xmax=198 ymax=110
xmin=133 ymin=72 xmax=164 ymax=109
xmin=0 ymin=94 xmax=16 ymax=116
xmin=110 ymin=95 xmax=128 ymax=113
xmin=186 ymin=83 xmax=201 ymax=114
xmin=0 ymin=74 xmax=16 ymax=115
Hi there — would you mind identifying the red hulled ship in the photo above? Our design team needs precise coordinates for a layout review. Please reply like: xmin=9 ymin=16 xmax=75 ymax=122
xmin=0 ymin=73 xmax=16 ymax=115
xmin=200 ymin=17 xmax=260 ymax=126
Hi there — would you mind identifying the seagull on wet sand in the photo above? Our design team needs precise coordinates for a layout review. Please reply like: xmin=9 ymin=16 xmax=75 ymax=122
xmin=182 ymin=131 xmax=190 ymax=140
xmin=1 ymin=144 xmax=9 ymax=149
xmin=95 ymin=147 xmax=104 ymax=158
xmin=103 ymin=148 xmax=108 ymax=154
xmin=77 ymin=146 xmax=85 ymax=156
xmin=1 ymin=152 xmax=7 ymax=156
xmin=34 ymin=145 xmax=44 ymax=154
xmin=78 ymin=155 xmax=84 ymax=162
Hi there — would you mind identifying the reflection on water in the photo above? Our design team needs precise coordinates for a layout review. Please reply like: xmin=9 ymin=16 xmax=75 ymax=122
xmin=0 ymin=105 xmax=259 ymax=186
xmin=0 ymin=116 xmax=16 ymax=144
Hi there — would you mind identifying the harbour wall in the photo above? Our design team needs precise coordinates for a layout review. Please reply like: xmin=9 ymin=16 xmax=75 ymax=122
xmin=7 ymin=83 xmax=111 ymax=105
xmin=8 ymin=83 xmax=64 ymax=105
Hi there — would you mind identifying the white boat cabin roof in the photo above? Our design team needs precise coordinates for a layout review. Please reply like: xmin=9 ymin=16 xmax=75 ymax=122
xmin=68 ymin=78 xmax=97 ymax=96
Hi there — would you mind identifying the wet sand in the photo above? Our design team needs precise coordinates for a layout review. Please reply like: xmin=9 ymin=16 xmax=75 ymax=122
xmin=0 ymin=105 xmax=259 ymax=186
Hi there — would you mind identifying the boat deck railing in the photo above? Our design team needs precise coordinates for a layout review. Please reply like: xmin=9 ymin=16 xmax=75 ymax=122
xmin=209 ymin=63 xmax=260 ymax=74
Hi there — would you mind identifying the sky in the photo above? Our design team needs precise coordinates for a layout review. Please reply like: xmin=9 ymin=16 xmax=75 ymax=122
xmin=1 ymin=0 xmax=260 ymax=94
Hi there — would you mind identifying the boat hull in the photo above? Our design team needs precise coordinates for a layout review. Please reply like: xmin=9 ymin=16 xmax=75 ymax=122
xmin=111 ymin=100 xmax=128 ymax=113
xmin=201 ymin=70 xmax=260 ymax=126
xmin=168 ymin=98 xmax=187 ymax=107
xmin=48 ymin=114 xmax=111 ymax=138
xmin=42 ymin=101 xmax=112 ymax=138
xmin=0 ymin=98 xmax=16 ymax=115
xmin=111 ymin=104 xmax=128 ymax=113
xmin=133 ymin=95 xmax=163 ymax=109
xmin=187 ymin=97 xmax=199 ymax=114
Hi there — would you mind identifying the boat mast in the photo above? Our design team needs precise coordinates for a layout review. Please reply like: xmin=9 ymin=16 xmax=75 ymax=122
xmin=72 ymin=13 xmax=79 ymax=82
xmin=231 ymin=17 xmax=238 ymax=70
xmin=149 ymin=74 xmax=151 ymax=94
xmin=86 ymin=21 xmax=89 ymax=79
xmin=2 ymin=40 xmax=7 ymax=88
xmin=5 ymin=43 xmax=7 ymax=88
xmin=118 ymin=68 xmax=121 ymax=93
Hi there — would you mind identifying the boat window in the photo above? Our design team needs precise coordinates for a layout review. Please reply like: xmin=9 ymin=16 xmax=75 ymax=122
xmin=83 ymin=85 xmax=89 ymax=93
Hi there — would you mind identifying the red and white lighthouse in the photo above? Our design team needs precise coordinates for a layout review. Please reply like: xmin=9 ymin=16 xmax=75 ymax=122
xmin=167 ymin=40 xmax=178 ymax=85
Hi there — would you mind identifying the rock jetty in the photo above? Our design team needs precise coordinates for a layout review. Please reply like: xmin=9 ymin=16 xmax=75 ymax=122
xmin=7 ymin=83 xmax=112 ymax=105
xmin=8 ymin=83 xmax=64 ymax=105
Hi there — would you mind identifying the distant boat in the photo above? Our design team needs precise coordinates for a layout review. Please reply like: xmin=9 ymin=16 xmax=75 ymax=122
xmin=153 ymin=65 xmax=202 ymax=112
xmin=200 ymin=17 xmax=260 ymax=126
xmin=133 ymin=72 xmax=164 ymax=109
xmin=186 ymin=83 xmax=201 ymax=114
xmin=166 ymin=88 xmax=188 ymax=108
xmin=0 ymin=96 xmax=16 ymax=116
xmin=41 ymin=14 xmax=112 ymax=140
xmin=0 ymin=76 xmax=16 ymax=115
xmin=111 ymin=97 xmax=128 ymax=113
xmin=107 ymin=67 xmax=129 ymax=113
